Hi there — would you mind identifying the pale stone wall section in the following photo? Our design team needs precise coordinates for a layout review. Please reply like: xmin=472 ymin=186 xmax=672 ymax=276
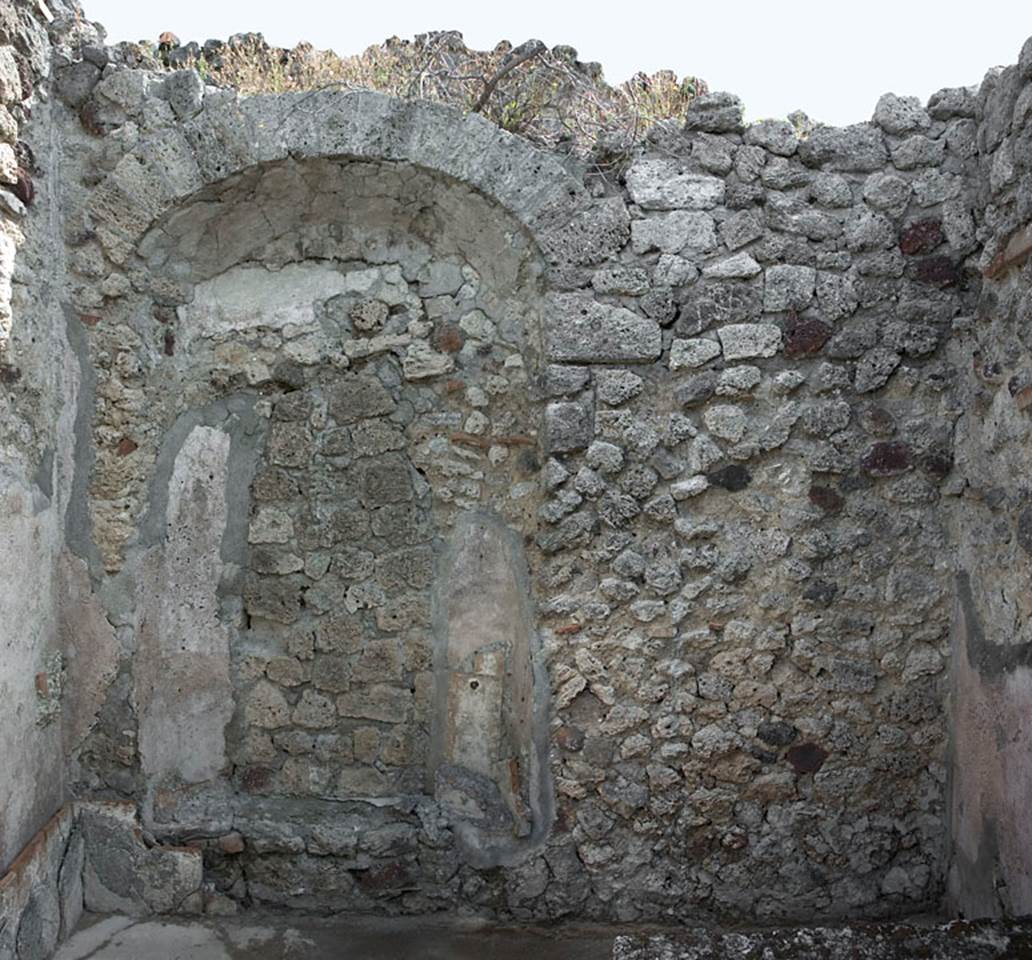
xmin=135 ymin=425 xmax=235 ymax=788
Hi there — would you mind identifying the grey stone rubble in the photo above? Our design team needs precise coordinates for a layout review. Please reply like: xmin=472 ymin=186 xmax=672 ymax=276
xmin=0 ymin=2 xmax=1031 ymax=958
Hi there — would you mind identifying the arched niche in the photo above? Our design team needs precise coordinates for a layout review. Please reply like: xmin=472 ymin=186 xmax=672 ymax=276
xmin=114 ymin=148 xmax=560 ymax=870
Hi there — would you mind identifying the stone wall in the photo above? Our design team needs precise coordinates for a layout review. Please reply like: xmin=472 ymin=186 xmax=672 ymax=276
xmin=3 ymin=0 xmax=1032 ymax=942
xmin=944 ymin=37 xmax=1032 ymax=918
xmin=0 ymin=0 xmax=80 ymax=877
xmin=50 ymin=67 xmax=975 ymax=922
xmin=0 ymin=807 xmax=82 ymax=960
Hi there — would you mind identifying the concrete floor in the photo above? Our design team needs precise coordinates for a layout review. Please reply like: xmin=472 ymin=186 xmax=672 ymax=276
xmin=54 ymin=913 xmax=621 ymax=960
xmin=53 ymin=911 xmax=1032 ymax=959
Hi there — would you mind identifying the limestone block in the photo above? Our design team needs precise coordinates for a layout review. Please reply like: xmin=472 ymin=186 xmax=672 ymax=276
xmin=717 ymin=323 xmax=783 ymax=360
xmin=670 ymin=338 xmax=721 ymax=370
xmin=763 ymin=264 xmax=816 ymax=311
xmin=631 ymin=210 xmax=717 ymax=255
xmin=544 ymin=293 xmax=661 ymax=363
xmin=626 ymin=159 xmax=725 ymax=210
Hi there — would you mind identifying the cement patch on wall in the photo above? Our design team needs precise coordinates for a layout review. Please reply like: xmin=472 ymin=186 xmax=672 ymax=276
xmin=431 ymin=510 xmax=553 ymax=867
xmin=948 ymin=572 xmax=1032 ymax=917
xmin=177 ymin=263 xmax=358 ymax=352
xmin=134 ymin=425 xmax=235 ymax=789
xmin=57 ymin=552 xmax=119 ymax=758
xmin=0 ymin=473 xmax=65 ymax=873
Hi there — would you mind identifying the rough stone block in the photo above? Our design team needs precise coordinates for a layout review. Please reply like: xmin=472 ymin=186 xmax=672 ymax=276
xmin=797 ymin=123 xmax=887 ymax=171
xmin=54 ymin=59 xmax=102 ymax=108
xmin=717 ymin=323 xmax=783 ymax=360
xmin=544 ymin=293 xmax=661 ymax=363
xmin=719 ymin=210 xmax=765 ymax=250
xmin=763 ymin=265 xmax=816 ymax=311
xmin=538 ymin=196 xmax=630 ymax=267
xmin=164 ymin=69 xmax=204 ymax=119
xmin=703 ymin=252 xmax=761 ymax=279
xmin=631 ymin=210 xmax=717 ymax=254
xmin=677 ymin=281 xmax=763 ymax=335
xmin=625 ymin=159 xmax=725 ymax=210
xmin=872 ymin=93 xmax=931 ymax=134
xmin=594 ymin=369 xmax=644 ymax=406
xmin=79 ymin=803 xmax=203 ymax=916
xmin=683 ymin=91 xmax=745 ymax=133
xmin=670 ymin=338 xmax=721 ymax=370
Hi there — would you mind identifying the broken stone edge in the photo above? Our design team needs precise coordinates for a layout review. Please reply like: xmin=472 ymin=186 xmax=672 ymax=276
xmin=0 ymin=801 xmax=205 ymax=960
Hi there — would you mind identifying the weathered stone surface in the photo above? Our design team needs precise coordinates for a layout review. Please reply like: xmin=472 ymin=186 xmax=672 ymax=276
xmin=717 ymin=323 xmax=782 ymax=359
xmin=764 ymin=265 xmax=816 ymax=311
xmin=745 ymin=119 xmax=798 ymax=156
xmin=928 ymin=86 xmax=978 ymax=120
xmin=783 ymin=315 xmax=832 ymax=357
xmin=719 ymin=210 xmax=765 ymax=250
xmin=854 ymin=347 xmax=901 ymax=393
xmin=703 ymin=252 xmax=761 ymax=279
xmin=402 ymin=342 xmax=455 ymax=380
xmin=630 ymin=210 xmax=717 ymax=254
xmin=541 ymin=364 xmax=590 ymax=397
xmin=55 ymin=60 xmax=102 ymax=108
xmin=164 ymin=69 xmax=204 ymax=119
xmin=10 ymin=15 xmax=1032 ymax=933
xmin=900 ymin=218 xmax=945 ymax=255
xmin=984 ymin=222 xmax=1032 ymax=278
xmin=892 ymin=134 xmax=945 ymax=169
xmin=683 ymin=91 xmax=745 ymax=133
xmin=676 ymin=282 xmax=763 ymax=335
xmin=810 ymin=172 xmax=854 ymax=207
xmin=864 ymin=171 xmax=912 ymax=212
xmin=545 ymin=293 xmax=661 ymax=362
xmin=545 ymin=401 xmax=593 ymax=453
xmin=540 ymin=196 xmax=630 ymax=268
xmin=873 ymin=92 xmax=931 ymax=134
xmin=594 ymin=369 xmax=644 ymax=406
xmin=703 ymin=404 xmax=746 ymax=442
xmin=669 ymin=337 xmax=721 ymax=370
xmin=798 ymin=123 xmax=888 ymax=171
xmin=862 ymin=440 xmax=913 ymax=476
xmin=912 ymin=254 xmax=962 ymax=286
xmin=625 ymin=160 xmax=724 ymax=210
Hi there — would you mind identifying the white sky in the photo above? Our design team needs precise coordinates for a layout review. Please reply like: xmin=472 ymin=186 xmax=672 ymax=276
xmin=83 ymin=0 xmax=1030 ymax=126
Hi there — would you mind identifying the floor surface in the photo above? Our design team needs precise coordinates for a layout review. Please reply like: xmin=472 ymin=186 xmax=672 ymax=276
xmin=54 ymin=913 xmax=621 ymax=960
xmin=53 ymin=911 xmax=1032 ymax=959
